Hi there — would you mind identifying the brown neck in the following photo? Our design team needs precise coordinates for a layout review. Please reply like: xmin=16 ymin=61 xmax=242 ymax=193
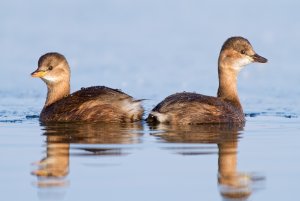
xmin=217 ymin=54 xmax=242 ymax=110
xmin=45 ymin=81 xmax=70 ymax=107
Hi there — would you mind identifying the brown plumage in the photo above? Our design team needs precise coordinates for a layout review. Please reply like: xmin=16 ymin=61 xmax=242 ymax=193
xmin=31 ymin=53 xmax=144 ymax=123
xmin=147 ymin=36 xmax=267 ymax=125
xmin=40 ymin=86 xmax=143 ymax=122
xmin=148 ymin=92 xmax=245 ymax=124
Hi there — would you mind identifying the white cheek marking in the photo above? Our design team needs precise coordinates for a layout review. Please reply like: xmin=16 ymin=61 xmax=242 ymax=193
xmin=42 ymin=74 xmax=59 ymax=83
xmin=232 ymin=57 xmax=252 ymax=71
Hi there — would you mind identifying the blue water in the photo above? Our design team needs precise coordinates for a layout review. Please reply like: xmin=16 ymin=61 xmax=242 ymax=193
xmin=1 ymin=1 xmax=300 ymax=201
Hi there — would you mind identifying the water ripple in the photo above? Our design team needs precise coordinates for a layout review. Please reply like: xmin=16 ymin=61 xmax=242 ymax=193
xmin=245 ymin=111 xmax=298 ymax=118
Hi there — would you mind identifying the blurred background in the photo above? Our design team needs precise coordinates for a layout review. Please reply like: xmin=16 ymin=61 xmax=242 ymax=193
xmin=1 ymin=0 xmax=299 ymax=114
xmin=1 ymin=1 xmax=300 ymax=201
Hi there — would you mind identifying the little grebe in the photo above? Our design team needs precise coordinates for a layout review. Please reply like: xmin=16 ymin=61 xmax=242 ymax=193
xmin=31 ymin=52 xmax=144 ymax=123
xmin=147 ymin=36 xmax=267 ymax=124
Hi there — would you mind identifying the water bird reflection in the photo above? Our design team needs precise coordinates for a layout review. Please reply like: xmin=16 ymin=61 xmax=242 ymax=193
xmin=149 ymin=123 xmax=265 ymax=201
xmin=32 ymin=122 xmax=143 ymax=188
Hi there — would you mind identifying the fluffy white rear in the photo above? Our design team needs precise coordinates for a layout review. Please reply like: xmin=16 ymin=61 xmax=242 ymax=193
xmin=122 ymin=99 xmax=143 ymax=118
xmin=149 ymin=111 xmax=169 ymax=123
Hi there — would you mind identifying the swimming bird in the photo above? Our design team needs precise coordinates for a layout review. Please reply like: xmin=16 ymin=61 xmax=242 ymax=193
xmin=147 ymin=36 xmax=267 ymax=124
xmin=31 ymin=52 xmax=144 ymax=123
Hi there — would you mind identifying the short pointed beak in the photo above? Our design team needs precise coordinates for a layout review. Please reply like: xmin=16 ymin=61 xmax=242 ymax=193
xmin=31 ymin=69 xmax=47 ymax=78
xmin=252 ymin=53 xmax=268 ymax=63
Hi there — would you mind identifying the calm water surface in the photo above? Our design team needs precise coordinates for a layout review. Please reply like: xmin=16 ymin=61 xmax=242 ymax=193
xmin=1 ymin=1 xmax=300 ymax=201
xmin=1 ymin=114 xmax=299 ymax=201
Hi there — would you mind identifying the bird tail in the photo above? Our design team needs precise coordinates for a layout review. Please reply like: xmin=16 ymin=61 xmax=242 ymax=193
xmin=146 ymin=111 xmax=169 ymax=124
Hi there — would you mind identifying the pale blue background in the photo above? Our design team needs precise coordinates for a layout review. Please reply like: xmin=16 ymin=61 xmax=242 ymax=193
xmin=1 ymin=0 xmax=299 ymax=101
xmin=0 ymin=1 xmax=299 ymax=201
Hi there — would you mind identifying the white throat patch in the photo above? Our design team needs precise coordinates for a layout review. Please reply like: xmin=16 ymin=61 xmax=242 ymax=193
xmin=232 ymin=57 xmax=252 ymax=71
xmin=42 ymin=74 xmax=59 ymax=83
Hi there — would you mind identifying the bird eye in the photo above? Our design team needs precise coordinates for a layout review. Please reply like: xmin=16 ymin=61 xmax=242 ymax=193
xmin=241 ymin=50 xmax=246 ymax=54
xmin=48 ymin=66 xmax=53 ymax=70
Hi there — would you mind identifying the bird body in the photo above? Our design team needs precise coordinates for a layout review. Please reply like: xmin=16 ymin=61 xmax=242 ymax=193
xmin=147 ymin=92 xmax=244 ymax=124
xmin=40 ymin=86 xmax=143 ymax=122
